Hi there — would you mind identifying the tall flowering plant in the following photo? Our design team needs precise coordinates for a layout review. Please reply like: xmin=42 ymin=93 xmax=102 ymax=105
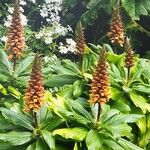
xmin=5 ymin=0 xmax=25 ymax=65
xmin=108 ymin=0 xmax=124 ymax=47
xmin=89 ymin=45 xmax=110 ymax=121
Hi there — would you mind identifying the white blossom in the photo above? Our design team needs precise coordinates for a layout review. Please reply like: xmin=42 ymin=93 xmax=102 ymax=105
xmin=58 ymin=39 xmax=77 ymax=54
xmin=20 ymin=0 xmax=27 ymax=5
xmin=0 ymin=36 xmax=8 ymax=42
xmin=40 ymin=0 xmax=62 ymax=23
xmin=4 ymin=6 xmax=28 ymax=27
xmin=45 ymin=37 xmax=53 ymax=45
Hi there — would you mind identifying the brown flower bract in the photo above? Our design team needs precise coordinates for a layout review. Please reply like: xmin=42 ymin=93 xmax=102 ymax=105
xmin=108 ymin=1 xmax=124 ymax=47
xmin=5 ymin=0 xmax=25 ymax=60
xmin=24 ymin=52 xmax=45 ymax=112
xmin=76 ymin=22 xmax=86 ymax=55
xmin=125 ymin=37 xmax=134 ymax=68
xmin=89 ymin=46 xmax=110 ymax=105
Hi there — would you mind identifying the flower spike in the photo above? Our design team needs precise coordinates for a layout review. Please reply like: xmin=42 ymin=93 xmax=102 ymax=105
xmin=89 ymin=45 xmax=110 ymax=105
xmin=108 ymin=0 xmax=124 ymax=47
xmin=5 ymin=0 xmax=25 ymax=60
xmin=75 ymin=22 xmax=86 ymax=55
xmin=24 ymin=52 xmax=45 ymax=112
xmin=124 ymin=37 xmax=134 ymax=69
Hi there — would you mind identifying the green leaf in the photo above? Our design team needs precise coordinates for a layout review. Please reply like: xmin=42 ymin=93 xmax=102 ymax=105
xmin=0 ymin=48 xmax=13 ymax=76
xmin=15 ymin=54 xmax=34 ymax=76
xmin=73 ymin=143 xmax=79 ymax=150
xmin=53 ymin=127 xmax=88 ymax=141
xmin=35 ymin=138 xmax=49 ymax=150
xmin=58 ymin=85 xmax=73 ymax=98
xmin=73 ymin=113 xmax=91 ymax=127
xmin=26 ymin=143 xmax=36 ymax=150
xmin=0 ymin=107 xmax=33 ymax=130
xmin=41 ymin=116 xmax=64 ymax=131
xmin=118 ymin=138 xmax=143 ymax=150
xmin=132 ymin=84 xmax=150 ymax=94
xmin=130 ymin=92 xmax=150 ymax=114
xmin=0 ymin=84 xmax=7 ymax=95
xmin=50 ymin=65 xmax=77 ymax=75
xmin=111 ymin=99 xmax=131 ymax=113
xmin=104 ymin=139 xmax=124 ymax=150
xmin=0 ymin=115 xmax=14 ymax=131
xmin=137 ymin=2 xmax=148 ymax=16
xmin=72 ymin=80 xmax=83 ymax=98
xmin=101 ymin=109 xmax=119 ymax=123
xmin=86 ymin=129 xmax=103 ymax=150
xmin=0 ymin=131 xmax=32 ymax=145
xmin=8 ymin=86 xmax=22 ymax=99
xmin=68 ymin=99 xmax=93 ymax=122
xmin=107 ymin=53 xmax=124 ymax=65
xmin=121 ymin=0 xmax=136 ymax=20
xmin=137 ymin=115 xmax=150 ymax=148
xmin=110 ymin=87 xmax=124 ymax=100
xmin=0 ymin=140 xmax=13 ymax=150
xmin=45 ymin=75 xmax=80 ymax=87
xmin=62 ymin=59 xmax=80 ymax=74
xmin=41 ymin=130 xmax=55 ymax=150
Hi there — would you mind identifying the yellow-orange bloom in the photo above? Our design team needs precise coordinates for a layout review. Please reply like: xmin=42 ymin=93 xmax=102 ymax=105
xmin=89 ymin=45 xmax=110 ymax=105
xmin=5 ymin=0 xmax=25 ymax=60
xmin=24 ymin=52 xmax=45 ymax=112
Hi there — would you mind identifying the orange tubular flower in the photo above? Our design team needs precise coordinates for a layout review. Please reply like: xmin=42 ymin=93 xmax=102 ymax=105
xmin=89 ymin=45 xmax=110 ymax=105
xmin=108 ymin=0 xmax=124 ymax=47
xmin=125 ymin=37 xmax=134 ymax=69
xmin=76 ymin=22 xmax=86 ymax=55
xmin=24 ymin=53 xmax=45 ymax=112
xmin=5 ymin=0 xmax=25 ymax=60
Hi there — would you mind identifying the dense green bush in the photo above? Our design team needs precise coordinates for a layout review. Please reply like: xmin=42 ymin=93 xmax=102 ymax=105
xmin=0 ymin=0 xmax=150 ymax=150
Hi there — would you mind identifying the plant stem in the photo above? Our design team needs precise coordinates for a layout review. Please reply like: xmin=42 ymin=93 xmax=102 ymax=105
xmin=127 ymin=67 xmax=130 ymax=84
xmin=13 ymin=54 xmax=17 ymax=71
xmin=33 ymin=111 xmax=38 ymax=129
xmin=79 ymin=55 xmax=83 ymax=74
xmin=96 ymin=103 xmax=101 ymax=123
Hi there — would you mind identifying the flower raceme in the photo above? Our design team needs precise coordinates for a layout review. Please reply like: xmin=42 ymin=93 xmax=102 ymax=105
xmin=76 ymin=22 xmax=86 ymax=55
xmin=124 ymin=37 xmax=134 ymax=69
xmin=89 ymin=46 xmax=110 ymax=105
xmin=24 ymin=52 xmax=45 ymax=112
xmin=5 ymin=0 xmax=25 ymax=60
xmin=108 ymin=0 xmax=124 ymax=47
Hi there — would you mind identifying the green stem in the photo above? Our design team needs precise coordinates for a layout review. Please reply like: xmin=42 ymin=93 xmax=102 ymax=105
xmin=13 ymin=54 xmax=17 ymax=71
xmin=96 ymin=103 xmax=101 ymax=123
xmin=33 ymin=111 xmax=38 ymax=129
xmin=79 ymin=55 xmax=83 ymax=75
xmin=127 ymin=67 xmax=130 ymax=84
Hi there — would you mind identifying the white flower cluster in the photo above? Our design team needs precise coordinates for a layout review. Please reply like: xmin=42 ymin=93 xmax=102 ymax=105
xmin=36 ymin=0 xmax=73 ymax=45
xmin=59 ymin=38 xmax=78 ymax=54
xmin=4 ymin=6 xmax=28 ymax=27
xmin=40 ymin=0 xmax=62 ymax=23
xmin=35 ymin=23 xmax=72 ymax=45
xmin=20 ymin=0 xmax=36 ymax=5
